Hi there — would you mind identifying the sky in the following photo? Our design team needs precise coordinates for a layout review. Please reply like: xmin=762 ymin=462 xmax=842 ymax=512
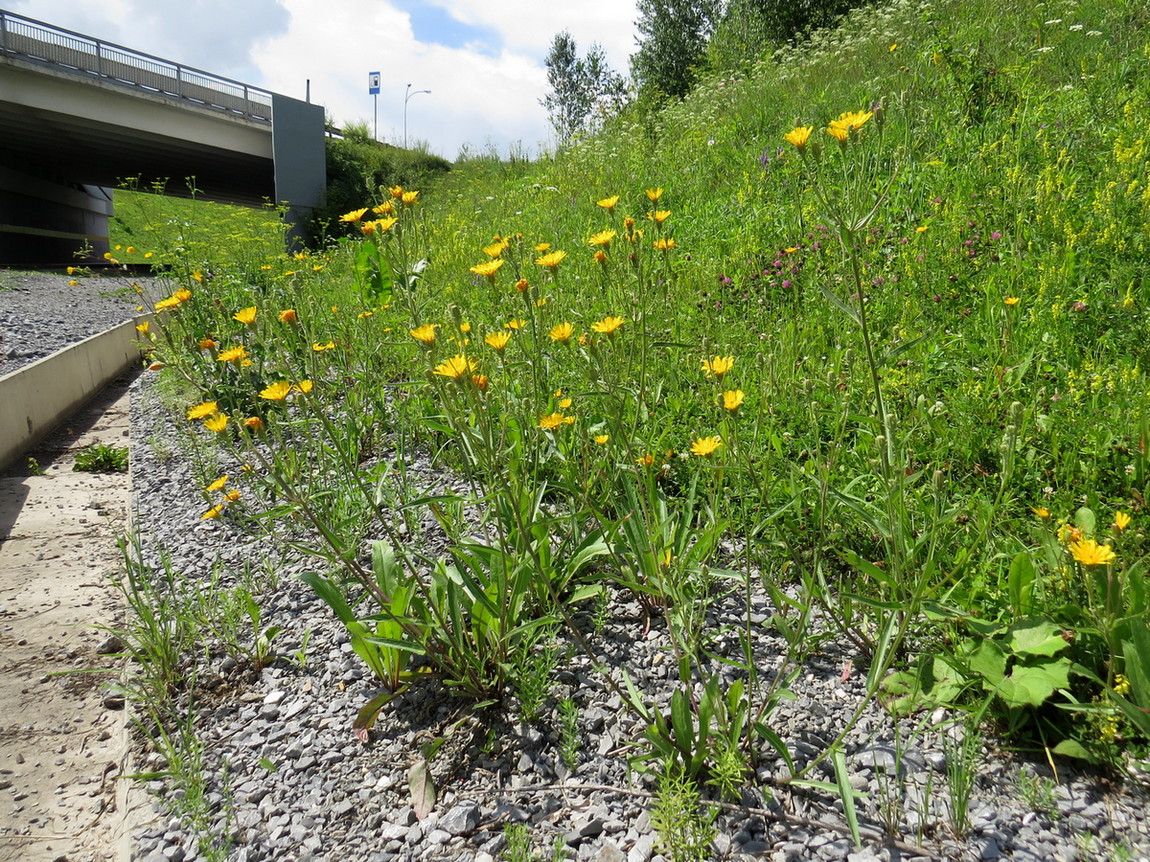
xmin=8 ymin=0 xmax=639 ymax=159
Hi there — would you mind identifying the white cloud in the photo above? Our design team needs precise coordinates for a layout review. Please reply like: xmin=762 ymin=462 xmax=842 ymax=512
xmin=7 ymin=0 xmax=638 ymax=159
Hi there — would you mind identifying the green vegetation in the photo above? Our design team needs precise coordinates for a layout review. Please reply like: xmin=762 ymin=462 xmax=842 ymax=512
xmin=111 ymin=0 xmax=1150 ymax=828
xmin=72 ymin=443 xmax=129 ymax=473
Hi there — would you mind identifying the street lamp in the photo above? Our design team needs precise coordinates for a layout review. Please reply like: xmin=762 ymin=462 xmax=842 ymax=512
xmin=404 ymin=83 xmax=430 ymax=150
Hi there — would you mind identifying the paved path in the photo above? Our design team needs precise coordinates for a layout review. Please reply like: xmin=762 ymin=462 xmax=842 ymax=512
xmin=0 ymin=372 xmax=149 ymax=862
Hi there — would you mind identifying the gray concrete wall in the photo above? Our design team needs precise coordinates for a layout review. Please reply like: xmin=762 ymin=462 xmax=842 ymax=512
xmin=0 ymin=318 xmax=146 ymax=471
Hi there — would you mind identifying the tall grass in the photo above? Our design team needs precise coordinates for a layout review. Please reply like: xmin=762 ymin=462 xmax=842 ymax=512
xmin=114 ymin=0 xmax=1150 ymax=776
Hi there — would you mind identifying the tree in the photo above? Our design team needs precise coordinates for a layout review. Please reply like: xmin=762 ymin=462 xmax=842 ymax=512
xmin=708 ymin=0 xmax=865 ymax=71
xmin=630 ymin=0 xmax=720 ymax=100
xmin=541 ymin=32 xmax=627 ymax=145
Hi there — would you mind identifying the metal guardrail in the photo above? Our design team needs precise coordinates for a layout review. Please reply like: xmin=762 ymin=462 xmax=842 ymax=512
xmin=0 ymin=8 xmax=273 ymax=123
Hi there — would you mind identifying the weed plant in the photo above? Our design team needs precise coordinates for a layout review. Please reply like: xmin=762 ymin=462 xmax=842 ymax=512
xmin=113 ymin=0 xmax=1150 ymax=825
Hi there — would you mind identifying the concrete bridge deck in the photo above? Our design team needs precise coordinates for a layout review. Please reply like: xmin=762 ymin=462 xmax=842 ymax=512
xmin=0 ymin=9 xmax=325 ymax=265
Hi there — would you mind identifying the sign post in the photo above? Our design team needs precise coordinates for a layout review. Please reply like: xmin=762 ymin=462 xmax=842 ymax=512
xmin=368 ymin=71 xmax=381 ymax=140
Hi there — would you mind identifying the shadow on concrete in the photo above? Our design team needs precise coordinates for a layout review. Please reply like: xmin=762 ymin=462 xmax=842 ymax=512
xmin=0 ymin=367 xmax=138 ymax=542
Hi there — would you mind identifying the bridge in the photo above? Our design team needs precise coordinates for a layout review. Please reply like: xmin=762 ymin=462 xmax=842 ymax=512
xmin=0 ymin=9 xmax=326 ymax=265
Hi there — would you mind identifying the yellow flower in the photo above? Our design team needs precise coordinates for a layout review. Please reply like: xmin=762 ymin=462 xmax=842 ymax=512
xmin=363 ymin=217 xmax=398 ymax=234
xmin=536 ymin=250 xmax=568 ymax=270
xmin=199 ymin=337 xmax=218 ymax=351
xmin=559 ymin=397 xmax=573 ymax=409
xmin=588 ymin=230 xmax=616 ymax=247
xmin=401 ymin=190 xmax=420 ymax=205
xmin=1058 ymin=523 xmax=1085 ymax=544
xmin=539 ymin=412 xmax=574 ymax=430
xmin=260 ymin=381 xmax=292 ymax=401
xmin=1004 ymin=296 xmax=1020 ymax=306
xmin=373 ymin=201 xmax=395 ymax=215
xmin=827 ymin=125 xmax=850 ymax=145
xmin=1069 ymin=538 xmax=1116 ymax=566
xmin=832 ymin=110 xmax=873 ymax=132
xmin=295 ymin=380 xmax=314 ymax=394
xmin=410 ymin=323 xmax=437 ymax=345
xmin=205 ymin=475 xmax=228 ymax=492
xmin=68 ymin=280 xmax=79 ymax=286
xmin=784 ymin=126 xmax=813 ymax=148
xmin=690 ymin=435 xmax=722 ymax=457
xmin=470 ymin=259 xmax=504 ymax=280
xmin=648 ymin=210 xmax=671 ymax=225
xmin=224 ymin=489 xmax=240 ymax=502
xmin=471 ymin=374 xmax=489 ymax=391
xmin=312 ymin=341 xmax=336 ymax=352
xmin=1114 ymin=511 xmax=1132 ymax=531
xmin=460 ymin=322 xmax=472 ymax=333
xmin=916 ymin=225 xmax=929 ymax=233
xmin=172 ymin=289 xmax=192 ymax=304
xmin=636 ymin=453 xmax=655 ymax=467
xmin=216 ymin=345 xmax=249 ymax=363
xmin=1032 ymin=506 xmax=1051 ymax=520
xmin=645 ymin=187 xmax=664 ymax=201
xmin=433 ymin=354 xmax=478 ymax=379
xmin=593 ymin=250 xmax=608 ymax=264
xmin=388 ymin=185 xmax=404 ymax=198
xmin=702 ymin=355 xmax=735 ymax=377
xmin=721 ymin=390 xmax=745 ymax=411
xmin=191 ymin=271 xmax=203 ymax=283
xmin=243 ymin=416 xmax=264 ymax=432
xmin=505 ymin=318 xmax=527 ymax=330
xmin=485 ymin=331 xmax=511 ymax=351
xmin=483 ymin=241 xmax=507 ymax=258
xmin=591 ymin=316 xmax=625 ymax=335
xmin=340 ymin=208 xmax=369 ymax=223
xmin=594 ymin=434 xmax=610 ymax=445
xmin=534 ymin=242 xmax=551 ymax=253
xmin=652 ymin=238 xmax=677 ymax=251
xmin=204 ymin=414 xmax=228 ymax=433
xmin=201 ymin=503 xmax=225 ymax=520
xmin=233 ymin=306 xmax=257 ymax=325
xmin=597 ymin=195 xmax=620 ymax=210
xmin=278 ymin=308 xmax=298 ymax=324
xmin=1114 ymin=674 xmax=1132 ymax=696
xmin=549 ymin=322 xmax=575 ymax=342
xmin=135 ymin=321 xmax=150 ymax=335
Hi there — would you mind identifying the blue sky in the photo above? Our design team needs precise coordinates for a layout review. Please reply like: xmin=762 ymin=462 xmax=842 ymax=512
xmin=8 ymin=0 xmax=638 ymax=158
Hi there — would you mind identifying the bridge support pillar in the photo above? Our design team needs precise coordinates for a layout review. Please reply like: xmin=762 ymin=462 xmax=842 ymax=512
xmin=0 ymin=164 xmax=111 ymax=266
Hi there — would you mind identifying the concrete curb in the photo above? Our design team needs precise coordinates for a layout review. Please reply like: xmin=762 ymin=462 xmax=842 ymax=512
xmin=0 ymin=316 xmax=147 ymax=470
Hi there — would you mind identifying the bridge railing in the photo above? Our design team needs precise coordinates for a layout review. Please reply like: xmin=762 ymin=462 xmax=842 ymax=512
xmin=0 ymin=9 xmax=273 ymax=123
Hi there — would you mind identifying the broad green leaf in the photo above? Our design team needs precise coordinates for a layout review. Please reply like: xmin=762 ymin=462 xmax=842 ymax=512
xmin=1006 ymin=618 xmax=1068 ymax=658
xmin=992 ymin=657 xmax=1071 ymax=708
xmin=968 ymin=639 xmax=1007 ymax=684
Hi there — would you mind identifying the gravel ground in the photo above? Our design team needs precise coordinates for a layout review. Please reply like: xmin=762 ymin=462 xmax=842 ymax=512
xmin=0 ymin=269 xmax=161 ymax=376
xmin=7 ymin=269 xmax=1150 ymax=860
xmin=121 ymin=373 xmax=1150 ymax=862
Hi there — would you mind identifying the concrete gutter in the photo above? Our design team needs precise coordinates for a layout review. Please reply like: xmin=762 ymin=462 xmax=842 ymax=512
xmin=0 ymin=317 xmax=147 ymax=471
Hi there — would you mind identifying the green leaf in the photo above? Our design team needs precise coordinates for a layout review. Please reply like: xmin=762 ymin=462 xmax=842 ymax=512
xmin=968 ymin=639 xmax=1007 ymax=685
xmin=1051 ymin=739 xmax=1097 ymax=761
xmin=1073 ymin=506 xmax=1096 ymax=537
xmin=353 ymin=688 xmax=402 ymax=740
xmin=832 ymin=746 xmax=861 ymax=848
xmin=993 ymin=657 xmax=1071 ymax=708
xmin=1007 ymin=552 xmax=1036 ymax=618
xmin=1006 ymin=618 xmax=1068 ymax=658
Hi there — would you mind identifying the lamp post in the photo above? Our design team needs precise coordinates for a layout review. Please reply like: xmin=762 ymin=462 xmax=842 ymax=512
xmin=404 ymin=83 xmax=430 ymax=150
